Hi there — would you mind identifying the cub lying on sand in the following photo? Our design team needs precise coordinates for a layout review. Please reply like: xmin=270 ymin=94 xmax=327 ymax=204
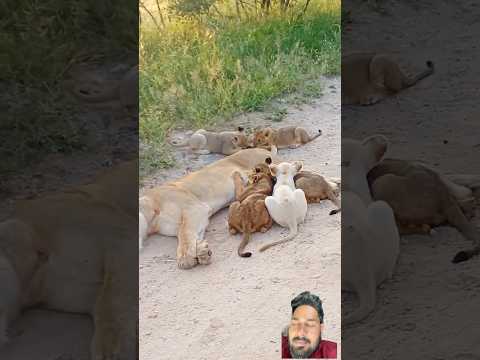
xmin=170 ymin=127 xmax=249 ymax=155
xmin=294 ymin=170 xmax=341 ymax=213
xmin=0 ymin=161 xmax=137 ymax=359
xmin=367 ymin=158 xmax=480 ymax=263
xmin=259 ymin=161 xmax=308 ymax=252
xmin=228 ymin=163 xmax=274 ymax=257
xmin=253 ymin=126 xmax=322 ymax=150
xmin=139 ymin=147 xmax=278 ymax=269
xmin=342 ymin=52 xmax=434 ymax=105
xmin=342 ymin=135 xmax=400 ymax=325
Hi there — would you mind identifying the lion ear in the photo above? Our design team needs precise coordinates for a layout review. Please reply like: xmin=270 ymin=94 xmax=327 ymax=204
xmin=362 ymin=134 xmax=388 ymax=163
xmin=238 ymin=126 xmax=244 ymax=132
xmin=269 ymin=165 xmax=278 ymax=176
xmin=293 ymin=161 xmax=303 ymax=172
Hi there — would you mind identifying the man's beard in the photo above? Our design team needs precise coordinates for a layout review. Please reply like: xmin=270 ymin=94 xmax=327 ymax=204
xmin=288 ymin=336 xmax=321 ymax=359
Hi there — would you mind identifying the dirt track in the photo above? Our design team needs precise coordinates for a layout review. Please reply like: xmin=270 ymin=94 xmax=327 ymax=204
xmin=342 ymin=1 xmax=480 ymax=358
xmin=139 ymin=77 xmax=341 ymax=359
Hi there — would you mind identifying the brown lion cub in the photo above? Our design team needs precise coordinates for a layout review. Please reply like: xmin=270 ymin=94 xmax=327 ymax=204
xmin=342 ymin=53 xmax=434 ymax=105
xmin=253 ymin=126 xmax=322 ymax=150
xmin=170 ymin=126 xmax=249 ymax=155
xmin=294 ymin=171 xmax=341 ymax=214
xmin=228 ymin=162 xmax=274 ymax=257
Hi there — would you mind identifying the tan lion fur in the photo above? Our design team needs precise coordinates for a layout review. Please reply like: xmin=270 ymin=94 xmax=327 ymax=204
xmin=342 ymin=53 xmax=434 ymax=105
xmin=0 ymin=160 xmax=138 ymax=359
xmin=228 ymin=163 xmax=274 ymax=257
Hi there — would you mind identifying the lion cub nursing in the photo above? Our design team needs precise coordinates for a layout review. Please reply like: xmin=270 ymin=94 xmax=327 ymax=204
xmin=228 ymin=160 xmax=341 ymax=257
xmin=342 ymin=52 xmax=434 ymax=105
xmin=294 ymin=171 xmax=341 ymax=213
xmin=367 ymin=158 xmax=480 ymax=262
xmin=228 ymin=162 xmax=275 ymax=257
xmin=260 ymin=161 xmax=308 ymax=252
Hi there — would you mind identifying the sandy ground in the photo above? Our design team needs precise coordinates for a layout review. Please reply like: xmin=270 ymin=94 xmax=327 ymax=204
xmin=139 ymin=77 xmax=341 ymax=359
xmin=342 ymin=1 xmax=480 ymax=359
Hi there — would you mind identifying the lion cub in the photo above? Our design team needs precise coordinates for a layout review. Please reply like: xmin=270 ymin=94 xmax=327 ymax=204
xmin=228 ymin=162 xmax=274 ymax=257
xmin=294 ymin=171 xmax=341 ymax=214
xmin=253 ymin=126 xmax=322 ymax=150
xmin=260 ymin=161 xmax=308 ymax=252
xmin=342 ymin=52 xmax=434 ymax=105
xmin=170 ymin=126 xmax=249 ymax=155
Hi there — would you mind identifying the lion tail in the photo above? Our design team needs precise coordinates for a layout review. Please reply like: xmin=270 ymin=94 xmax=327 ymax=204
xmin=238 ymin=231 xmax=252 ymax=258
xmin=259 ymin=225 xmax=298 ymax=252
xmin=405 ymin=60 xmax=434 ymax=87
xmin=310 ymin=129 xmax=323 ymax=141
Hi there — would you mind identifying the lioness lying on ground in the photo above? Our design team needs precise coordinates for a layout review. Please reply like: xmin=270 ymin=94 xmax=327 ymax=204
xmin=367 ymin=158 xmax=480 ymax=263
xmin=253 ymin=126 xmax=322 ymax=150
xmin=294 ymin=170 xmax=341 ymax=214
xmin=342 ymin=52 xmax=434 ymax=105
xmin=0 ymin=161 xmax=137 ymax=359
xmin=170 ymin=127 xmax=250 ymax=155
xmin=228 ymin=163 xmax=274 ymax=257
xmin=342 ymin=135 xmax=400 ymax=325
xmin=139 ymin=146 xmax=278 ymax=269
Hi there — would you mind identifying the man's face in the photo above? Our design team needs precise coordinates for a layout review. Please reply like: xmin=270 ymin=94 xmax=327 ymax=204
xmin=288 ymin=305 xmax=322 ymax=358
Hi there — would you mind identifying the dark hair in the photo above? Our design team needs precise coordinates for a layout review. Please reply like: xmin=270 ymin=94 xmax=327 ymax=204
xmin=291 ymin=291 xmax=324 ymax=323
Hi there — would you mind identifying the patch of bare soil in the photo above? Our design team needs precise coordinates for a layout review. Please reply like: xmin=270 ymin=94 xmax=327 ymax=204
xmin=139 ymin=77 xmax=341 ymax=359
xmin=342 ymin=1 xmax=480 ymax=359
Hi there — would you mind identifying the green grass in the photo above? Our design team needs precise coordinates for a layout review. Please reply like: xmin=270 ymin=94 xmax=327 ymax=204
xmin=140 ymin=0 xmax=340 ymax=177
xmin=1 ymin=0 xmax=136 ymax=175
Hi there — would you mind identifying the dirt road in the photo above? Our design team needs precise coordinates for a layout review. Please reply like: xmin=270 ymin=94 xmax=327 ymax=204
xmin=139 ymin=77 xmax=341 ymax=359
xmin=342 ymin=1 xmax=480 ymax=358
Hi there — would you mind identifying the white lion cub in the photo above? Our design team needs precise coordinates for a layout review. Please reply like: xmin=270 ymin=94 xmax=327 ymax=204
xmin=260 ymin=161 xmax=308 ymax=252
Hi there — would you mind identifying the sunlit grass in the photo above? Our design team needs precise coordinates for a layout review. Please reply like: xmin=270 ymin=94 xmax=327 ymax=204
xmin=140 ymin=0 xmax=340 ymax=176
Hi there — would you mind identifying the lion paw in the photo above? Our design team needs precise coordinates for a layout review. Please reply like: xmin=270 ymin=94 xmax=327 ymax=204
xmin=177 ymin=254 xmax=198 ymax=269
xmin=229 ymin=227 xmax=238 ymax=235
xmin=232 ymin=171 xmax=243 ymax=181
xmin=196 ymin=241 xmax=212 ymax=265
